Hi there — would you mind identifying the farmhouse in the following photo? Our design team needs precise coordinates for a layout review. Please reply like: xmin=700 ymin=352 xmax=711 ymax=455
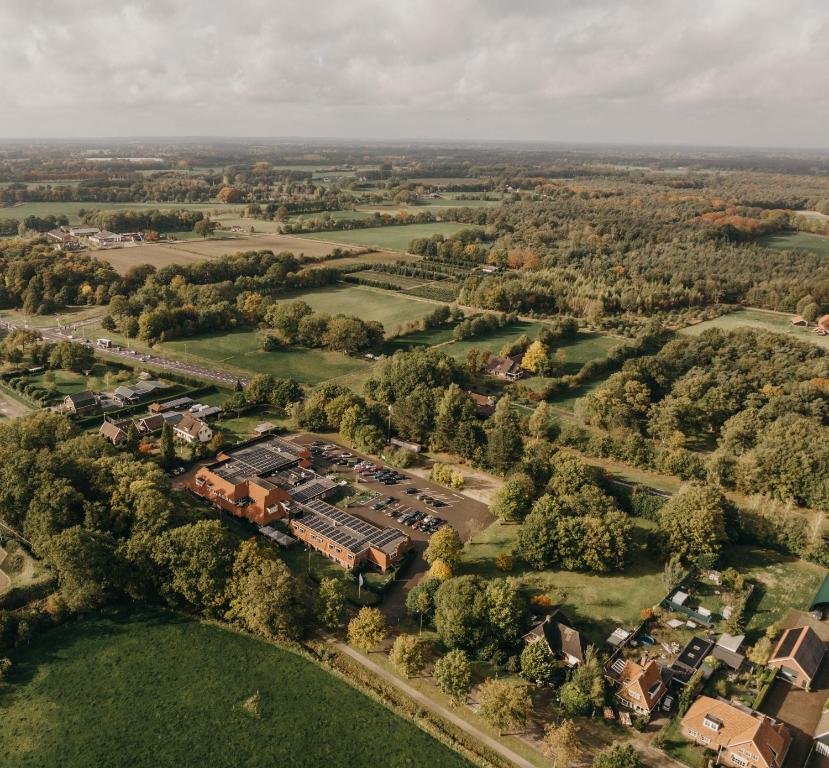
xmin=173 ymin=413 xmax=213 ymax=444
xmin=135 ymin=413 xmax=165 ymax=434
xmin=46 ymin=227 xmax=76 ymax=245
xmin=98 ymin=419 xmax=129 ymax=446
xmin=466 ymin=391 xmax=496 ymax=417
xmin=521 ymin=609 xmax=586 ymax=667
xmin=614 ymin=659 xmax=667 ymax=715
xmin=485 ymin=355 xmax=524 ymax=381
xmin=767 ymin=625 xmax=826 ymax=690
xmin=289 ymin=498 xmax=410 ymax=573
xmin=681 ymin=696 xmax=791 ymax=768
xmin=63 ymin=391 xmax=98 ymax=415
xmin=112 ymin=380 xmax=169 ymax=405
xmin=89 ymin=230 xmax=123 ymax=247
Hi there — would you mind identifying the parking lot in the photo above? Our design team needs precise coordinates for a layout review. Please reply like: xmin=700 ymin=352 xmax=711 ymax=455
xmin=288 ymin=433 xmax=494 ymax=618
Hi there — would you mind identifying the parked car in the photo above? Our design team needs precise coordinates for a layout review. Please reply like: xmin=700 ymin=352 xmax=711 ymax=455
xmin=404 ymin=487 xmax=418 ymax=495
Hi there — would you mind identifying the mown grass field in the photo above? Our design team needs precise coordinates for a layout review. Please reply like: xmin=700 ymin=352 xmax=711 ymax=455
xmin=161 ymin=328 xmax=370 ymax=384
xmin=442 ymin=321 xmax=548 ymax=360
xmin=680 ymin=308 xmax=829 ymax=350
xmin=724 ymin=546 xmax=827 ymax=638
xmin=296 ymin=222 xmax=482 ymax=252
xmin=0 ymin=609 xmax=473 ymax=768
xmin=269 ymin=284 xmax=441 ymax=328
xmin=758 ymin=230 xmax=829 ymax=256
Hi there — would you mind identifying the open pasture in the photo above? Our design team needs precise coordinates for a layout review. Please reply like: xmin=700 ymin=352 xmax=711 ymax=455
xmin=758 ymin=230 xmax=829 ymax=256
xmin=0 ymin=609 xmax=473 ymax=768
xmin=680 ymin=308 xmax=829 ymax=350
xmin=296 ymin=222 xmax=482 ymax=252
xmin=0 ymin=201 xmax=244 ymax=223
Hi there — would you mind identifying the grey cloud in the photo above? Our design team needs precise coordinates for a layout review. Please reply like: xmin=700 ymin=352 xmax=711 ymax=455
xmin=0 ymin=0 xmax=827 ymax=146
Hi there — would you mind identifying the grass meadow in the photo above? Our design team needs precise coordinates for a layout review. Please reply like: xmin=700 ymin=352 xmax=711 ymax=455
xmin=296 ymin=222 xmax=482 ymax=252
xmin=0 ymin=609 xmax=473 ymax=768
xmin=0 ymin=201 xmax=244 ymax=223
xmin=680 ymin=308 xmax=829 ymax=350
xmin=758 ymin=230 xmax=829 ymax=256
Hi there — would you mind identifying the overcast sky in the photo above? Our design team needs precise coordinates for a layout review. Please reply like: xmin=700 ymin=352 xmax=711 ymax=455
xmin=2 ymin=0 xmax=828 ymax=148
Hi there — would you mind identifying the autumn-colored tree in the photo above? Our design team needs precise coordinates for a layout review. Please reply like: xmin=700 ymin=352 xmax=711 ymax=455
xmin=426 ymin=559 xmax=453 ymax=581
xmin=347 ymin=606 xmax=387 ymax=651
xmin=477 ymin=679 xmax=532 ymax=735
xmin=542 ymin=719 xmax=581 ymax=768
xmin=389 ymin=634 xmax=428 ymax=678
xmin=217 ymin=186 xmax=242 ymax=203
xmin=433 ymin=649 xmax=472 ymax=706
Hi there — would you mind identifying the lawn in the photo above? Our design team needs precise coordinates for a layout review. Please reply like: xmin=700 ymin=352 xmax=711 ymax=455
xmin=659 ymin=718 xmax=706 ymax=768
xmin=381 ymin=325 xmax=459 ymax=355
xmin=0 ymin=304 xmax=106 ymax=329
xmin=159 ymin=328 xmax=371 ymax=384
xmin=211 ymin=405 xmax=293 ymax=443
xmin=442 ymin=321 xmax=549 ymax=360
xmin=462 ymin=519 xmax=666 ymax=646
xmin=0 ymin=609 xmax=473 ymax=768
xmin=758 ymin=230 xmax=829 ymax=257
xmin=680 ymin=308 xmax=829 ymax=350
xmin=296 ymin=222 xmax=482 ymax=252
xmin=268 ymin=285 xmax=441 ymax=329
xmin=25 ymin=363 xmax=125 ymax=399
xmin=724 ymin=545 xmax=827 ymax=638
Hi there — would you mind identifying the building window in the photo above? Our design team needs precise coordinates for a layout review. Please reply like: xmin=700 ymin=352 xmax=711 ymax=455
xmin=700 ymin=736 xmax=710 ymax=745
xmin=687 ymin=729 xmax=699 ymax=738
xmin=730 ymin=756 xmax=747 ymax=768
xmin=347 ymin=554 xmax=354 ymax=560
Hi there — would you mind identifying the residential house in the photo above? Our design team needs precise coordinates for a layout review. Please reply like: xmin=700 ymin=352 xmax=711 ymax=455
xmin=135 ymin=413 xmax=165 ymax=435
xmin=615 ymin=659 xmax=667 ymax=715
xmin=485 ymin=355 xmax=524 ymax=381
xmin=112 ymin=380 xmax=169 ymax=405
xmin=814 ymin=709 xmax=829 ymax=758
xmin=172 ymin=413 xmax=213 ymax=444
xmin=63 ymin=391 xmax=98 ymax=415
xmin=712 ymin=634 xmax=747 ymax=671
xmin=681 ymin=696 xmax=791 ymax=768
xmin=671 ymin=636 xmax=715 ymax=684
xmin=521 ymin=609 xmax=586 ymax=667
xmin=466 ymin=391 xmax=497 ymax=418
xmin=46 ymin=227 xmax=75 ymax=245
xmin=768 ymin=625 xmax=826 ymax=690
xmin=98 ymin=419 xmax=129 ymax=446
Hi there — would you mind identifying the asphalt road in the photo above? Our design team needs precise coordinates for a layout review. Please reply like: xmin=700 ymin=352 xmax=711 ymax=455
xmin=1 ymin=319 xmax=247 ymax=388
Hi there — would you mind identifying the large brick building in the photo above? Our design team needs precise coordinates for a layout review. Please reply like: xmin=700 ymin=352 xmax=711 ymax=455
xmin=189 ymin=436 xmax=410 ymax=571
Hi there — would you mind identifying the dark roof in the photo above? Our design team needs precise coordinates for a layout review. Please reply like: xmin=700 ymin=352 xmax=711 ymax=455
xmin=294 ymin=498 xmax=408 ymax=555
xmin=712 ymin=644 xmax=745 ymax=670
xmin=65 ymin=391 xmax=96 ymax=406
xmin=771 ymin=626 xmax=826 ymax=679
xmin=671 ymin=636 xmax=714 ymax=680
xmin=288 ymin=476 xmax=337 ymax=503
xmin=522 ymin=610 xmax=586 ymax=663
xmin=211 ymin=437 xmax=302 ymax=484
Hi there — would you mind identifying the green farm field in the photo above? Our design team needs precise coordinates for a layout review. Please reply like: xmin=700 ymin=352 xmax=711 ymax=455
xmin=0 ymin=610 xmax=473 ymax=768
xmin=758 ymin=230 xmax=829 ymax=256
xmin=680 ymin=308 xmax=829 ymax=350
xmin=296 ymin=222 xmax=482 ymax=251
xmin=442 ymin=321 xmax=548 ymax=360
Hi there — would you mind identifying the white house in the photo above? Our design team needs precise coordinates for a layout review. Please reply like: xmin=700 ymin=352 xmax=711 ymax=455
xmin=173 ymin=413 xmax=213 ymax=444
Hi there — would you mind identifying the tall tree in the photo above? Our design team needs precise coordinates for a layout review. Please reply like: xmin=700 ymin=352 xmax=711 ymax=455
xmin=542 ymin=720 xmax=582 ymax=768
xmin=389 ymin=634 xmax=428 ymax=678
xmin=317 ymin=577 xmax=346 ymax=631
xmin=347 ymin=607 xmax=387 ymax=651
xmin=487 ymin=395 xmax=524 ymax=474
xmin=477 ymin=679 xmax=532 ymax=736
xmin=433 ymin=649 xmax=472 ymax=706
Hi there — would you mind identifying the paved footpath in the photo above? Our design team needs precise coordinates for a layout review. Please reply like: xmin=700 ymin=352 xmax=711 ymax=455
xmin=333 ymin=641 xmax=538 ymax=768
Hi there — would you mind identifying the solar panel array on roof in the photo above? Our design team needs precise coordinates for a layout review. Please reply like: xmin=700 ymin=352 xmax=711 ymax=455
xmin=675 ymin=637 xmax=713 ymax=670
xmin=288 ymin=477 xmax=337 ymax=503
xmin=213 ymin=439 xmax=302 ymax=482
xmin=297 ymin=499 xmax=407 ymax=554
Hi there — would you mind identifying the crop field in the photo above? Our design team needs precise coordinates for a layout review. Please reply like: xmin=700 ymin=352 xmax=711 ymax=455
xmin=680 ymin=308 xmax=829 ymax=350
xmin=296 ymin=222 xmax=482 ymax=252
xmin=159 ymin=329 xmax=370 ymax=384
xmin=0 ymin=609 xmax=472 ymax=768
xmin=269 ymin=285 xmax=441 ymax=327
xmin=99 ymin=233 xmax=360 ymax=274
xmin=0 ymin=201 xmax=244 ymax=222
xmin=462 ymin=519 xmax=666 ymax=646
xmin=758 ymin=230 xmax=829 ymax=256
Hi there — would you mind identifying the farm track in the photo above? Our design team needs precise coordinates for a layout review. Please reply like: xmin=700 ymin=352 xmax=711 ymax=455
xmin=0 ymin=545 xmax=11 ymax=595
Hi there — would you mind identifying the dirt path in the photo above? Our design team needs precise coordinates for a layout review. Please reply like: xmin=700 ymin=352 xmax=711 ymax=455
xmin=333 ymin=641 xmax=538 ymax=768
xmin=0 ymin=545 xmax=11 ymax=595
